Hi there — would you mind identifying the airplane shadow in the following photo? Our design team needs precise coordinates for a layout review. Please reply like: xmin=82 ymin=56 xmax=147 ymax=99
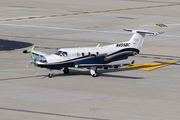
xmin=0 ymin=69 xmax=143 ymax=81
xmin=140 ymin=53 xmax=180 ymax=59
xmin=0 ymin=75 xmax=45 ymax=81
xmin=153 ymin=61 xmax=180 ymax=66
xmin=0 ymin=39 xmax=33 ymax=51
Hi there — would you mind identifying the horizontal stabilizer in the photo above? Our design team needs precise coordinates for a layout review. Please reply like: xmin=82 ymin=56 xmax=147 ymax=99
xmin=123 ymin=29 xmax=158 ymax=35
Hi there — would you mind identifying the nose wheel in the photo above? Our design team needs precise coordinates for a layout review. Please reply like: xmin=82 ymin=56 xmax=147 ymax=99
xmin=48 ymin=69 xmax=53 ymax=78
xmin=48 ymin=73 xmax=53 ymax=78
xmin=47 ymin=68 xmax=69 ymax=78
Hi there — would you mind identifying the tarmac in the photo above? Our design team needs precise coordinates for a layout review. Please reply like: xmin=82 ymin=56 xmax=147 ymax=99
xmin=0 ymin=0 xmax=180 ymax=120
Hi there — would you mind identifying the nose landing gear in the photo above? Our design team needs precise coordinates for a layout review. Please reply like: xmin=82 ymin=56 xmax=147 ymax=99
xmin=48 ymin=67 xmax=70 ymax=78
xmin=48 ymin=69 xmax=53 ymax=78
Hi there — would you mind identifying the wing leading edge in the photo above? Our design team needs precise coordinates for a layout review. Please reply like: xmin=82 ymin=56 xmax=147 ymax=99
xmin=23 ymin=46 xmax=49 ymax=57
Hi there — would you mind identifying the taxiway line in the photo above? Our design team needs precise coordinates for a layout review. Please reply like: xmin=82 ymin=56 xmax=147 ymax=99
xmin=126 ymin=0 xmax=178 ymax=4
xmin=135 ymin=55 xmax=180 ymax=61
xmin=0 ymin=107 xmax=109 ymax=120
xmin=0 ymin=33 xmax=112 ymax=45
xmin=0 ymin=23 xmax=180 ymax=38
xmin=0 ymin=8 xmax=25 ymax=12
xmin=0 ymin=69 xmax=36 ymax=72
xmin=0 ymin=3 xmax=179 ymax=22
xmin=0 ymin=23 xmax=129 ymax=34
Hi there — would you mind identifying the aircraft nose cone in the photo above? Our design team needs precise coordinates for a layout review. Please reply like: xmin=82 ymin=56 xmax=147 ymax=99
xmin=30 ymin=59 xmax=35 ymax=63
xmin=29 ymin=58 xmax=38 ymax=66
xmin=30 ymin=58 xmax=37 ymax=64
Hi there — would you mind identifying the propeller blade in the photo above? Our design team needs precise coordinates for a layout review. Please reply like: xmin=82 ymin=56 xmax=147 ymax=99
xmin=25 ymin=47 xmax=39 ymax=75
xmin=35 ymin=65 xmax=38 ymax=75
xmin=34 ymin=58 xmax=38 ymax=75
xmin=26 ymin=62 xmax=32 ymax=68
xmin=30 ymin=52 xmax=34 ymax=59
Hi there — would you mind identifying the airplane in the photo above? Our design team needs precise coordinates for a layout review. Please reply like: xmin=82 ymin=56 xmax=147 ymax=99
xmin=23 ymin=29 xmax=158 ymax=78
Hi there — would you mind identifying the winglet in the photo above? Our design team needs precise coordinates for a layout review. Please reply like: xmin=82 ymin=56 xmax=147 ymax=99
xmin=23 ymin=46 xmax=35 ymax=53
xmin=31 ymin=46 xmax=35 ymax=51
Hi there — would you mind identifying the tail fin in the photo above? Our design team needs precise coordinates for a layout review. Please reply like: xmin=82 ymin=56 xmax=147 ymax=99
xmin=123 ymin=29 xmax=157 ymax=50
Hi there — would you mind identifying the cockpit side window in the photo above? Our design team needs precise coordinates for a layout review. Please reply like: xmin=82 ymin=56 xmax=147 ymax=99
xmin=62 ymin=52 xmax=68 ymax=57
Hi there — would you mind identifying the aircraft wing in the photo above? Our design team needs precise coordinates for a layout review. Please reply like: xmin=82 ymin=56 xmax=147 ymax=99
xmin=75 ymin=60 xmax=135 ymax=69
xmin=31 ymin=50 xmax=49 ymax=57
xmin=23 ymin=46 xmax=49 ymax=57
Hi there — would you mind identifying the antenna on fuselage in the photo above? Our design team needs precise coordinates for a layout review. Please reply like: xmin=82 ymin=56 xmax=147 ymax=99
xmin=96 ymin=44 xmax=100 ymax=47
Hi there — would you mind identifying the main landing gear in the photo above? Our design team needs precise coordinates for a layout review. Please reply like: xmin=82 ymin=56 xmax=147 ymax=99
xmin=90 ymin=67 xmax=98 ymax=77
xmin=63 ymin=67 xmax=69 ymax=74
xmin=48 ymin=67 xmax=70 ymax=78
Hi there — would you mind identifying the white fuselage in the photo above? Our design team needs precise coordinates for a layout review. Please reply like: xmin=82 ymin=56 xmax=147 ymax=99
xmin=45 ymin=43 xmax=130 ymax=64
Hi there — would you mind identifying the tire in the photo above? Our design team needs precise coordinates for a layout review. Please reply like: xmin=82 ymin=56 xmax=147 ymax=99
xmin=92 ymin=72 xmax=98 ymax=77
xmin=63 ymin=68 xmax=69 ymax=74
xmin=48 ymin=73 xmax=53 ymax=78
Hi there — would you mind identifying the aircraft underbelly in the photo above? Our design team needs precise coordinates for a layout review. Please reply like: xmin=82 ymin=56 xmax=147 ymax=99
xmin=104 ymin=51 xmax=133 ymax=63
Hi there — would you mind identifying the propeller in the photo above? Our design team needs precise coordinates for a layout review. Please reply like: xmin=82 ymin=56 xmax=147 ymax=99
xmin=26 ymin=52 xmax=38 ymax=74
xmin=34 ymin=58 xmax=38 ymax=75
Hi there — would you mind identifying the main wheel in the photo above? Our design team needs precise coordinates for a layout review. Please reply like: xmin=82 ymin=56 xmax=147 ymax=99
xmin=92 ymin=72 xmax=98 ymax=77
xmin=48 ymin=73 xmax=53 ymax=78
xmin=63 ymin=67 xmax=69 ymax=74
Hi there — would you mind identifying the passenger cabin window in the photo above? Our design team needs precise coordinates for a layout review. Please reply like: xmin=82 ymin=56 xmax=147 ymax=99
xmin=96 ymin=52 xmax=99 ymax=56
xmin=77 ymin=53 xmax=80 ymax=57
xmin=88 ymin=52 xmax=91 ymax=56
xmin=82 ymin=53 xmax=84 ymax=57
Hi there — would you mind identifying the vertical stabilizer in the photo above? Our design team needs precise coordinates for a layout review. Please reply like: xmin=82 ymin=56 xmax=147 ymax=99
xmin=123 ymin=29 xmax=157 ymax=50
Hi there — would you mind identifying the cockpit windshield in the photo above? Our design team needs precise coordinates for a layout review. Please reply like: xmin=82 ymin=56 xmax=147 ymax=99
xmin=53 ymin=50 xmax=68 ymax=57
xmin=53 ymin=50 xmax=62 ymax=55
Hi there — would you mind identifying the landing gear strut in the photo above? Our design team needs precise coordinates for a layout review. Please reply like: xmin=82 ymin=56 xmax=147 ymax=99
xmin=47 ymin=68 xmax=69 ymax=78
xmin=90 ymin=67 xmax=98 ymax=77
xmin=48 ymin=69 xmax=53 ymax=78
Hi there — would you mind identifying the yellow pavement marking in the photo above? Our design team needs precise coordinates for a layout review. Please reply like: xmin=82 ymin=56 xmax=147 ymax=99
xmin=120 ymin=62 xmax=177 ymax=71
xmin=156 ymin=23 xmax=167 ymax=27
